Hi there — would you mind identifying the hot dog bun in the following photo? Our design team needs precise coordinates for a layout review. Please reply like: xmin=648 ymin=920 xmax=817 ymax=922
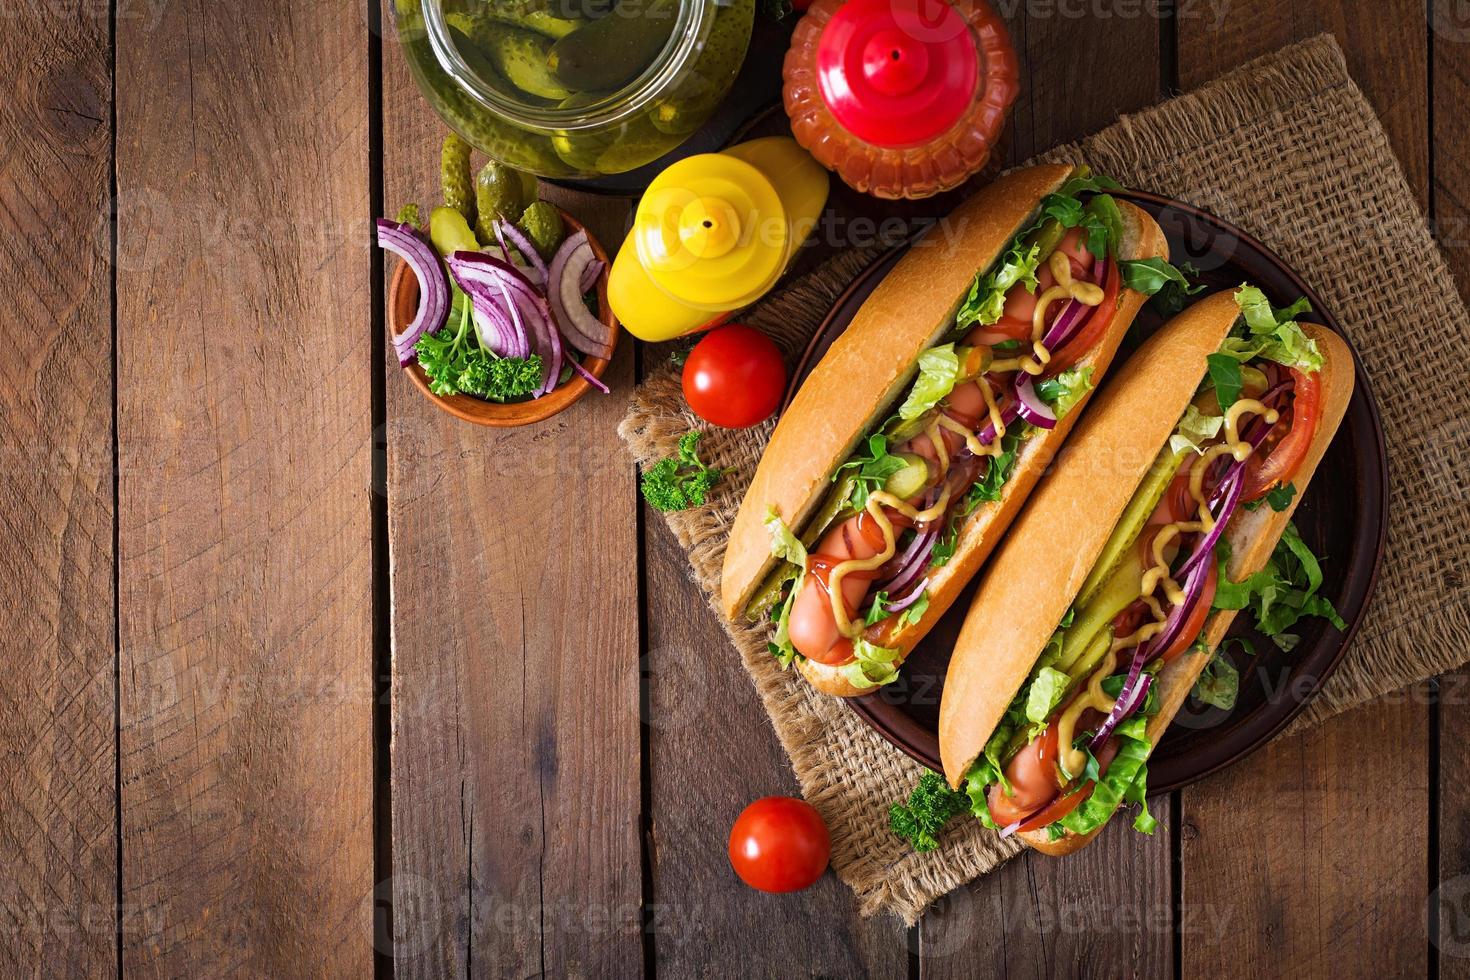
xmin=940 ymin=291 xmax=1243 ymax=786
xmin=721 ymin=165 xmax=1169 ymax=698
xmin=1021 ymin=323 xmax=1355 ymax=855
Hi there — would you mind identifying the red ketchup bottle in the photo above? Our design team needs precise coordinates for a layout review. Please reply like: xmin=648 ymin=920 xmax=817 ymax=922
xmin=783 ymin=0 xmax=1020 ymax=200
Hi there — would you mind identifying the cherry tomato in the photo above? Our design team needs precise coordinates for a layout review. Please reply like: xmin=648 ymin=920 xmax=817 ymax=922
xmin=1242 ymin=368 xmax=1320 ymax=503
xmin=1043 ymin=258 xmax=1121 ymax=376
xmin=728 ymin=797 xmax=831 ymax=893
xmin=681 ymin=324 xmax=786 ymax=428
xmin=988 ymin=723 xmax=1064 ymax=826
xmin=1156 ymin=560 xmax=1219 ymax=663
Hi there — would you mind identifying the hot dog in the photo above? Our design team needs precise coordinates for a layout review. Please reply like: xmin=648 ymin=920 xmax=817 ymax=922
xmin=720 ymin=164 xmax=1179 ymax=697
xmin=935 ymin=288 xmax=1355 ymax=854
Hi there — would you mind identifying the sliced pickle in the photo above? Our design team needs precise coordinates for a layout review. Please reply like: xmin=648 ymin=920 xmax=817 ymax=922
xmin=883 ymin=453 xmax=931 ymax=501
xmin=1057 ymin=548 xmax=1147 ymax=673
xmin=1075 ymin=444 xmax=1186 ymax=610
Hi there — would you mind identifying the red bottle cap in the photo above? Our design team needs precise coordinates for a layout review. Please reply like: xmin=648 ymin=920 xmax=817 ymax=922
xmin=815 ymin=0 xmax=979 ymax=148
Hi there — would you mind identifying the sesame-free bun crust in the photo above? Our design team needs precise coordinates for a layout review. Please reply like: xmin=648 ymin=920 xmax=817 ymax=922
xmin=1020 ymin=323 xmax=1355 ymax=855
xmin=721 ymin=165 xmax=1076 ymax=624
xmin=939 ymin=291 xmax=1245 ymax=786
xmin=720 ymin=168 xmax=1169 ymax=698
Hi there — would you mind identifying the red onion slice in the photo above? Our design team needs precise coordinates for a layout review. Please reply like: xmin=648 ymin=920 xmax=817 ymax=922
xmin=998 ymin=819 xmax=1023 ymax=840
xmin=1013 ymin=375 xmax=1057 ymax=429
xmin=1175 ymin=467 xmax=1245 ymax=579
xmin=876 ymin=526 xmax=938 ymax=597
xmin=1090 ymin=553 xmax=1211 ymax=752
xmin=1039 ymin=258 xmax=1111 ymax=359
xmin=548 ymin=232 xmax=614 ymax=359
xmin=376 ymin=219 xmax=449 ymax=365
xmin=976 ymin=402 xmax=1020 ymax=446
xmin=885 ymin=576 xmax=931 ymax=614
xmin=495 ymin=220 xmax=549 ymax=284
xmin=566 ymin=355 xmax=609 ymax=393
xmin=579 ymin=258 xmax=604 ymax=295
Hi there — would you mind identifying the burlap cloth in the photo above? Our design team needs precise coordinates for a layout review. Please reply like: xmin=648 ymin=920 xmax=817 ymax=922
xmin=618 ymin=35 xmax=1470 ymax=924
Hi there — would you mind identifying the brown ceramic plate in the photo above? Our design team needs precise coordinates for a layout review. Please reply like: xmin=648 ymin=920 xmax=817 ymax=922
xmin=388 ymin=209 xmax=618 ymax=427
xmin=785 ymin=191 xmax=1388 ymax=792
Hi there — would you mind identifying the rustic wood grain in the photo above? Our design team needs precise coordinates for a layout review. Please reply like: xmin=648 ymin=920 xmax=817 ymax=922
xmin=642 ymin=519 xmax=911 ymax=977
xmin=920 ymin=798 xmax=1176 ymax=980
xmin=380 ymin=6 xmax=643 ymax=975
xmin=114 ymin=1 xmax=374 ymax=974
xmin=0 ymin=4 xmax=116 ymax=976
xmin=921 ymin=8 xmax=1171 ymax=975
xmin=1177 ymin=0 xmax=1431 ymax=208
xmin=1179 ymin=692 xmax=1430 ymax=974
xmin=1176 ymin=7 xmax=1432 ymax=976
xmin=1433 ymin=2 xmax=1470 ymax=971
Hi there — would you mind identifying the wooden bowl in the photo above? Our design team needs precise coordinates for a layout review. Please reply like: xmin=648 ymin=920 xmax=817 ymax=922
xmin=388 ymin=210 xmax=618 ymax=427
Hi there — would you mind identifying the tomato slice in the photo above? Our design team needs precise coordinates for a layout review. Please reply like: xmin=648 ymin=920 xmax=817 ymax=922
xmin=1242 ymin=367 xmax=1320 ymax=503
xmin=1043 ymin=259 xmax=1121 ymax=376
xmin=1156 ymin=559 xmax=1219 ymax=663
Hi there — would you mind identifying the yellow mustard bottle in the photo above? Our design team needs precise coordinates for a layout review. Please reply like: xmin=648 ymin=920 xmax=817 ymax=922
xmin=608 ymin=137 xmax=829 ymax=341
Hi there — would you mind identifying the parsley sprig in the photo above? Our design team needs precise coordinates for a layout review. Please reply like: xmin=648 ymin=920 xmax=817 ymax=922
xmin=640 ymin=432 xmax=726 ymax=513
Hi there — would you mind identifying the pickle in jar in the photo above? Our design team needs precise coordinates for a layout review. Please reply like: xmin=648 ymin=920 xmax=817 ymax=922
xmin=548 ymin=0 xmax=679 ymax=93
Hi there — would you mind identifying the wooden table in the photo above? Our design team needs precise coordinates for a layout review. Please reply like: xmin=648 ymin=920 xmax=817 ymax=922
xmin=4 ymin=1 xmax=1465 ymax=976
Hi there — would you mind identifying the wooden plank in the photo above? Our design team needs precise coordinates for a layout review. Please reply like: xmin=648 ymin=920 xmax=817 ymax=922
xmin=380 ymin=10 xmax=643 ymax=975
xmin=643 ymin=520 xmax=911 ymax=976
xmin=1003 ymin=2 xmax=1162 ymax=161
xmin=920 ymin=798 xmax=1176 ymax=980
xmin=1177 ymin=0 xmax=1430 ymax=207
xmin=1433 ymin=3 xmax=1470 ymax=972
xmin=1179 ymin=694 xmax=1429 ymax=974
xmin=921 ymin=9 xmax=1170 ymax=976
xmin=1176 ymin=6 xmax=1431 ymax=976
xmin=114 ymin=2 xmax=374 ymax=974
xmin=0 ymin=5 xmax=116 ymax=976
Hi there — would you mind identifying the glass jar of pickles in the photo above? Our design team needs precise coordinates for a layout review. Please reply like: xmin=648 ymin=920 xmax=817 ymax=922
xmin=394 ymin=0 xmax=754 ymax=180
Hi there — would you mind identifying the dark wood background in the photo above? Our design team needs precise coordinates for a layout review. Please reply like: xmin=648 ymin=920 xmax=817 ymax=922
xmin=2 ymin=0 xmax=1466 ymax=976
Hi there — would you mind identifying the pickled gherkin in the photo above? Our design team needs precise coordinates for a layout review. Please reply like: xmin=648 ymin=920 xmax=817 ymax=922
xmin=548 ymin=0 xmax=678 ymax=93
xmin=441 ymin=133 xmax=475 ymax=224
xmin=475 ymin=161 xmax=537 ymax=243
xmin=516 ymin=201 xmax=566 ymax=258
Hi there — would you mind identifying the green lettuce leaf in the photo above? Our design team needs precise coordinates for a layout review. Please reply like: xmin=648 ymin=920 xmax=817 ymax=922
xmin=898 ymin=344 xmax=961 ymax=420
xmin=897 ymin=590 xmax=930 ymax=628
xmin=1035 ymin=365 xmax=1094 ymax=420
xmin=767 ymin=577 xmax=801 ymax=669
xmin=1211 ymin=521 xmax=1347 ymax=648
xmin=1025 ymin=667 xmax=1072 ymax=733
xmin=956 ymin=242 xmax=1044 ymax=328
xmin=1168 ymin=404 xmax=1225 ymax=456
xmin=1191 ymin=637 xmax=1249 ymax=711
xmin=1205 ymin=353 xmax=1244 ymax=411
xmin=1056 ymin=714 xmax=1155 ymax=837
xmin=1218 ymin=286 xmax=1324 ymax=373
xmin=962 ymin=429 xmax=1024 ymax=515
xmin=837 ymin=638 xmax=904 ymax=690
xmin=764 ymin=507 xmax=807 ymax=569
xmin=836 ymin=433 xmax=909 ymax=510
